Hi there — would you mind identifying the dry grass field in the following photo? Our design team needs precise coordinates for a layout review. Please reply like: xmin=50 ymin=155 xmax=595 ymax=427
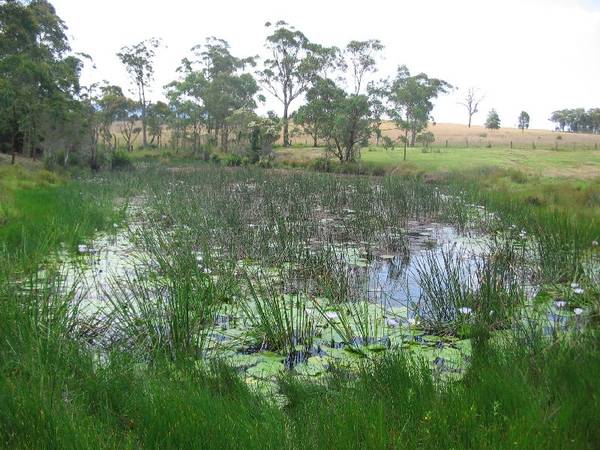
xmin=112 ymin=121 xmax=600 ymax=150
xmin=289 ymin=122 xmax=600 ymax=149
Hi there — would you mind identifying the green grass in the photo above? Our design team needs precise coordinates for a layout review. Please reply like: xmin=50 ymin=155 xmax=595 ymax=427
xmin=276 ymin=145 xmax=600 ymax=179
xmin=1 ymin=156 xmax=599 ymax=449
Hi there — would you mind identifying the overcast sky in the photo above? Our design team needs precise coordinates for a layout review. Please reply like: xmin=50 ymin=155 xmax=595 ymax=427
xmin=52 ymin=0 xmax=600 ymax=129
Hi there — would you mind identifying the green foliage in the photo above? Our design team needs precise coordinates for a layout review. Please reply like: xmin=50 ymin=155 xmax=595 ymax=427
xmin=485 ymin=109 xmax=501 ymax=130
xmin=111 ymin=150 xmax=133 ymax=171
xmin=388 ymin=65 xmax=452 ymax=150
xmin=518 ymin=110 xmax=530 ymax=131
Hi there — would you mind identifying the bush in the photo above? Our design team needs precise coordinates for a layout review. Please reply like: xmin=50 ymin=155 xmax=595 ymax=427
xmin=111 ymin=151 xmax=133 ymax=171
xmin=209 ymin=153 xmax=221 ymax=165
xmin=310 ymin=157 xmax=332 ymax=173
xmin=222 ymin=154 xmax=242 ymax=167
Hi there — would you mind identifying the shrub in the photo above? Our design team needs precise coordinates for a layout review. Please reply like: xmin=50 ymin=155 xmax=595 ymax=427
xmin=310 ymin=157 xmax=332 ymax=173
xmin=111 ymin=151 xmax=133 ymax=171
xmin=223 ymin=154 xmax=242 ymax=167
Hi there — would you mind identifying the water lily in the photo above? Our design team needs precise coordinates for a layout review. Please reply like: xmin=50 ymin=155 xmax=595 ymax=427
xmin=458 ymin=307 xmax=472 ymax=315
xmin=573 ymin=287 xmax=584 ymax=295
xmin=324 ymin=311 xmax=339 ymax=320
xmin=386 ymin=318 xmax=400 ymax=328
xmin=574 ymin=308 xmax=584 ymax=316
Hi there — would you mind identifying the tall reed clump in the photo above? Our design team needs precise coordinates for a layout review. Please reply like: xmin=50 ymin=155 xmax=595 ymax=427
xmin=416 ymin=240 xmax=526 ymax=337
xmin=242 ymin=273 xmax=316 ymax=359
xmin=106 ymin=228 xmax=227 ymax=362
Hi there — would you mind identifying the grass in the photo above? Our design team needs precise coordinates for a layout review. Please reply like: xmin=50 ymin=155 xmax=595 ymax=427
xmin=0 ymin=152 xmax=599 ymax=448
xmin=276 ymin=145 xmax=600 ymax=179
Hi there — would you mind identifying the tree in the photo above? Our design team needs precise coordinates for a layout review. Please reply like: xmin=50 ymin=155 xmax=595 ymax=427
xmin=387 ymin=65 xmax=451 ymax=160
xmin=117 ymin=37 xmax=160 ymax=147
xmin=459 ymin=87 xmax=483 ymax=128
xmin=167 ymin=37 xmax=259 ymax=152
xmin=416 ymin=131 xmax=435 ymax=149
xmin=95 ymin=84 xmax=128 ymax=150
xmin=0 ymin=0 xmax=84 ymax=164
xmin=118 ymin=98 xmax=141 ymax=151
xmin=147 ymin=101 xmax=170 ymax=147
xmin=485 ymin=109 xmax=500 ymax=130
xmin=344 ymin=40 xmax=384 ymax=95
xmin=303 ymin=77 xmax=372 ymax=162
xmin=259 ymin=21 xmax=335 ymax=147
xmin=518 ymin=111 xmax=530 ymax=132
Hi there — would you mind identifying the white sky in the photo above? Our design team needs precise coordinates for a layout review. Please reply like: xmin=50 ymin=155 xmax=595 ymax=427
xmin=52 ymin=0 xmax=600 ymax=129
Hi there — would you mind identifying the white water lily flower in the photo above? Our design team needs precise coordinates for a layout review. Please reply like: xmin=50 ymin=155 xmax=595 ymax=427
xmin=573 ymin=287 xmax=584 ymax=295
xmin=555 ymin=300 xmax=567 ymax=308
xmin=196 ymin=255 xmax=203 ymax=262
xmin=324 ymin=311 xmax=339 ymax=320
xmin=78 ymin=244 xmax=88 ymax=253
xmin=386 ymin=318 xmax=400 ymax=328
xmin=458 ymin=307 xmax=472 ymax=315
xmin=574 ymin=308 xmax=584 ymax=316
xmin=570 ymin=282 xmax=580 ymax=289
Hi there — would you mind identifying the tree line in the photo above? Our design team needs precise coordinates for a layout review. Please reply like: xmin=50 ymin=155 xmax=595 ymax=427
xmin=0 ymin=1 xmax=461 ymax=167
xmin=549 ymin=108 xmax=600 ymax=134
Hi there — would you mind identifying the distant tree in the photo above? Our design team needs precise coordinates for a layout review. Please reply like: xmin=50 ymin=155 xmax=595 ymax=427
xmin=416 ymin=131 xmax=435 ymax=148
xmin=387 ymin=65 xmax=451 ymax=160
xmin=381 ymin=135 xmax=396 ymax=151
xmin=518 ymin=111 xmax=530 ymax=132
xmin=367 ymin=81 xmax=387 ymax=145
xmin=117 ymin=38 xmax=161 ymax=147
xmin=343 ymin=40 xmax=384 ymax=95
xmin=459 ymin=87 xmax=484 ymax=128
xmin=118 ymin=99 xmax=142 ymax=151
xmin=147 ymin=101 xmax=170 ymax=147
xmin=485 ymin=109 xmax=500 ymax=130
xmin=259 ymin=21 xmax=336 ymax=147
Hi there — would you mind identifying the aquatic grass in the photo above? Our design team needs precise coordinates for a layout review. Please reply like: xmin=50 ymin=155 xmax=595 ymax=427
xmin=242 ymin=273 xmax=317 ymax=358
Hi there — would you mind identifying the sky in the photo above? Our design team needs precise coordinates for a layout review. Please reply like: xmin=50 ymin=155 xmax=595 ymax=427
xmin=52 ymin=0 xmax=600 ymax=130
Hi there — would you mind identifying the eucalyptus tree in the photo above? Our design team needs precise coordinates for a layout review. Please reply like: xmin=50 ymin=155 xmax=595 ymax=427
xmin=485 ymin=109 xmax=500 ymax=130
xmin=343 ymin=39 xmax=384 ymax=95
xmin=518 ymin=111 xmax=530 ymax=131
xmin=0 ymin=0 xmax=84 ymax=163
xmin=302 ymin=76 xmax=373 ymax=163
xmin=96 ymin=84 xmax=128 ymax=150
xmin=147 ymin=101 xmax=170 ymax=147
xmin=117 ymin=37 xmax=161 ymax=147
xmin=259 ymin=21 xmax=336 ymax=146
xmin=168 ymin=37 xmax=259 ymax=151
xmin=459 ymin=87 xmax=483 ymax=128
xmin=387 ymin=65 xmax=451 ymax=160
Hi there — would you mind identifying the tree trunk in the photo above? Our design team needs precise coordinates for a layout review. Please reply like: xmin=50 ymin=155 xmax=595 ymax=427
xmin=140 ymin=83 xmax=147 ymax=147
xmin=11 ymin=106 xmax=17 ymax=165
xmin=403 ymin=130 xmax=408 ymax=161
xmin=313 ymin=134 xmax=318 ymax=147
xmin=468 ymin=114 xmax=472 ymax=128
xmin=283 ymin=101 xmax=290 ymax=147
